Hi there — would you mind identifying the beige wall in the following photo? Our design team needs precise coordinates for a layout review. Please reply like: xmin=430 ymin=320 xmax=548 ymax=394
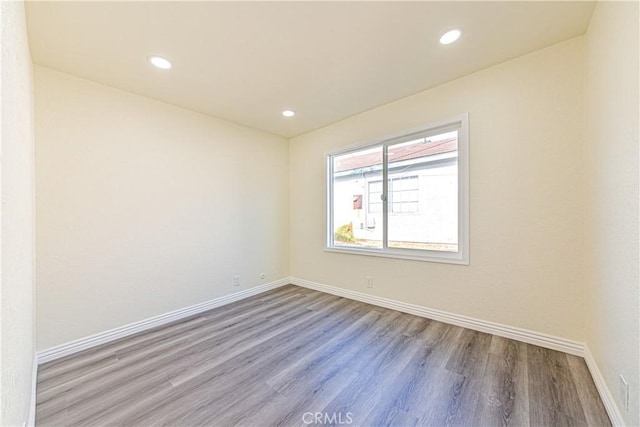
xmin=35 ymin=67 xmax=289 ymax=350
xmin=290 ymin=38 xmax=585 ymax=342
xmin=0 ymin=1 xmax=36 ymax=425
xmin=584 ymin=1 xmax=639 ymax=425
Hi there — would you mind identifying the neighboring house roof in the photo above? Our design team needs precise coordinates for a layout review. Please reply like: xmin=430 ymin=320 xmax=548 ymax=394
xmin=334 ymin=137 xmax=457 ymax=172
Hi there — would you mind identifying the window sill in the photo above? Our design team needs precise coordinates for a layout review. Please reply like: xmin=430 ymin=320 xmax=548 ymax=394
xmin=324 ymin=246 xmax=469 ymax=265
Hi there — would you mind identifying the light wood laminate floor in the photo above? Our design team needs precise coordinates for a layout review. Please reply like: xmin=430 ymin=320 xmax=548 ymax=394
xmin=36 ymin=285 xmax=611 ymax=426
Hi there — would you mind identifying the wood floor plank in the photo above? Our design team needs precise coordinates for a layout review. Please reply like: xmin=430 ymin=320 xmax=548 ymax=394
xmin=378 ymin=321 xmax=461 ymax=418
xmin=189 ymin=305 xmax=385 ymax=426
xmin=363 ymin=404 xmax=420 ymax=427
xmin=473 ymin=341 xmax=529 ymax=426
xmin=37 ymin=350 xmax=121 ymax=387
xmin=99 ymin=299 xmax=371 ymax=426
xmin=317 ymin=314 xmax=420 ymax=425
xmin=527 ymin=345 xmax=588 ymax=425
xmin=246 ymin=313 xmax=406 ymax=426
xmin=566 ymin=354 xmax=612 ymax=427
xmin=88 ymin=300 xmax=357 ymax=427
xmin=171 ymin=311 xmax=404 ymax=425
xmin=40 ymin=287 xmax=324 ymax=395
xmin=436 ymin=329 xmax=492 ymax=426
xmin=181 ymin=304 xmax=370 ymax=425
xmin=414 ymin=367 xmax=466 ymax=426
xmin=39 ymin=285 xmax=303 ymax=376
xmin=36 ymin=285 xmax=611 ymax=427
xmin=445 ymin=328 xmax=492 ymax=376
xmin=267 ymin=310 xmax=404 ymax=392
xmin=165 ymin=296 xmax=357 ymax=387
xmin=38 ymin=287 xmax=327 ymax=424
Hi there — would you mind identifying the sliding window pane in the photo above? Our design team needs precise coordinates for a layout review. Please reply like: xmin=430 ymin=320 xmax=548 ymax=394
xmin=387 ymin=131 xmax=458 ymax=252
xmin=332 ymin=147 xmax=383 ymax=249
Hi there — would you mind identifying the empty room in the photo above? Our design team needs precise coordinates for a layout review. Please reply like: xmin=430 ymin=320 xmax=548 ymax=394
xmin=1 ymin=0 xmax=638 ymax=426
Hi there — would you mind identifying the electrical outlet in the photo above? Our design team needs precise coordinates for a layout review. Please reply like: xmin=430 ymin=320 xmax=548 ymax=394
xmin=233 ymin=275 xmax=241 ymax=287
xmin=619 ymin=375 xmax=630 ymax=411
xmin=366 ymin=276 xmax=373 ymax=289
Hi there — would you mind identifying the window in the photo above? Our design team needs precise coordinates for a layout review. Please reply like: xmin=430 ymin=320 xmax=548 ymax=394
xmin=368 ymin=181 xmax=383 ymax=213
xmin=389 ymin=176 xmax=419 ymax=214
xmin=369 ymin=177 xmax=419 ymax=214
xmin=326 ymin=114 xmax=469 ymax=264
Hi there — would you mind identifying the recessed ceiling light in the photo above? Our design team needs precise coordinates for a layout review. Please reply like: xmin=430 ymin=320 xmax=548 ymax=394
xmin=148 ymin=56 xmax=172 ymax=70
xmin=439 ymin=29 xmax=462 ymax=45
xmin=282 ymin=110 xmax=296 ymax=117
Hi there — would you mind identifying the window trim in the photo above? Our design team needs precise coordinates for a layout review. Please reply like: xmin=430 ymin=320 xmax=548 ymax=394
xmin=325 ymin=113 xmax=469 ymax=265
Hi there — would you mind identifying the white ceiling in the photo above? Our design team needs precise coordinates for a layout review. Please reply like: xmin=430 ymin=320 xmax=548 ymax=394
xmin=26 ymin=1 xmax=595 ymax=138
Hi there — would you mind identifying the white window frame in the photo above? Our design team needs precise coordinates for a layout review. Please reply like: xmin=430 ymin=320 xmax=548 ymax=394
xmin=325 ymin=113 xmax=469 ymax=265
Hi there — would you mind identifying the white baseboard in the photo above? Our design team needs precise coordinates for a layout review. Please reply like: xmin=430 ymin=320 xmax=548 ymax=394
xmin=584 ymin=345 xmax=625 ymax=426
xmin=37 ymin=278 xmax=290 ymax=364
xmin=290 ymin=277 xmax=584 ymax=356
xmin=27 ymin=352 xmax=38 ymax=426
